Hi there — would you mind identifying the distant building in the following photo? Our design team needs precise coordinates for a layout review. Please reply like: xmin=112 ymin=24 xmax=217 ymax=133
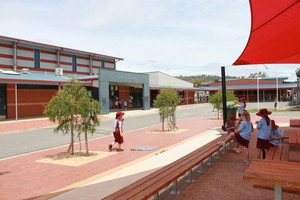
xmin=198 ymin=77 xmax=298 ymax=102
xmin=146 ymin=72 xmax=201 ymax=106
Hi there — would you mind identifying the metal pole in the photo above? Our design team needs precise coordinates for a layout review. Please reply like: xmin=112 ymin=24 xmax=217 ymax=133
xmin=15 ymin=84 xmax=18 ymax=120
xmin=257 ymin=77 xmax=260 ymax=110
xmin=221 ymin=66 xmax=227 ymax=131
xmin=276 ymin=64 xmax=279 ymax=104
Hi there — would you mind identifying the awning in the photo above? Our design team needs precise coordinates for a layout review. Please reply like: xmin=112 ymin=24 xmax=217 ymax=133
xmin=233 ymin=0 xmax=300 ymax=65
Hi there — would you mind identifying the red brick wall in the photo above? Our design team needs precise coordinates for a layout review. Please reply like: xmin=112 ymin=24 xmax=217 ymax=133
xmin=6 ymin=84 xmax=58 ymax=119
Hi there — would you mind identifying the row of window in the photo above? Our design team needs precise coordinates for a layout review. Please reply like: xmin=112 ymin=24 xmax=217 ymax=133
xmin=33 ymin=49 xmax=106 ymax=72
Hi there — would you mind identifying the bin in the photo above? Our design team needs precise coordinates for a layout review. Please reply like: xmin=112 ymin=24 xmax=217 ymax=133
xmin=226 ymin=101 xmax=237 ymax=119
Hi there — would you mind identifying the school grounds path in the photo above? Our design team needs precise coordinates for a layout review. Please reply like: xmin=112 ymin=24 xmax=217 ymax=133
xmin=0 ymin=104 xmax=298 ymax=200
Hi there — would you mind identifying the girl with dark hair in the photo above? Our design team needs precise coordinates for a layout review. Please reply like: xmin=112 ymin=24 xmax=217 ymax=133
xmin=217 ymin=111 xmax=253 ymax=165
xmin=255 ymin=108 xmax=272 ymax=159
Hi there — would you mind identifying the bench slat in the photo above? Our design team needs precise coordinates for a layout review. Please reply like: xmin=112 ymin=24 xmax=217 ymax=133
xmin=103 ymin=136 xmax=226 ymax=200
xmin=130 ymin=146 xmax=222 ymax=200
xmin=254 ymin=183 xmax=300 ymax=194
xmin=102 ymin=140 xmax=222 ymax=200
xmin=115 ymin=145 xmax=222 ymax=200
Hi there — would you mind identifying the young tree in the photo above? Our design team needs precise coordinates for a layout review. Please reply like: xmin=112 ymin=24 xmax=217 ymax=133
xmin=78 ymin=98 xmax=101 ymax=155
xmin=44 ymin=80 xmax=101 ymax=155
xmin=209 ymin=90 xmax=238 ymax=119
xmin=153 ymin=89 xmax=181 ymax=132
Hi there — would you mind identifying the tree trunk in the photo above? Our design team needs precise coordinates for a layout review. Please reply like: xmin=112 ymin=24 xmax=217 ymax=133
xmin=161 ymin=113 xmax=165 ymax=132
xmin=71 ymin=123 xmax=74 ymax=155
xmin=78 ymin=132 xmax=82 ymax=152
xmin=85 ymin=125 xmax=89 ymax=156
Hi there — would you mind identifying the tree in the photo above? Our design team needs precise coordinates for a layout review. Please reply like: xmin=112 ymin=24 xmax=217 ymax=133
xmin=153 ymin=89 xmax=181 ymax=132
xmin=209 ymin=90 xmax=238 ymax=119
xmin=192 ymin=79 xmax=202 ymax=87
xmin=77 ymin=96 xmax=101 ymax=155
xmin=44 ymin=80 xmax=101 ymax=155
xmin=248 ymin=71 xmax=268 ymax=78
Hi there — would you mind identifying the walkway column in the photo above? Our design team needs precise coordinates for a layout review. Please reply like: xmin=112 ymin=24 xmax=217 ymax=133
xmin=221 ymin=66 xmax=227 ymax=131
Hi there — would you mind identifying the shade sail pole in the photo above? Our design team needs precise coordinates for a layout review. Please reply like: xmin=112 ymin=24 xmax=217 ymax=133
xmin=221 ymin=66 xmax=227 ymax=131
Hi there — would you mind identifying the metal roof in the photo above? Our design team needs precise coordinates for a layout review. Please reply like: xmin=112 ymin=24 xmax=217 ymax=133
xmin=0 ymin=35 xmax=124 ymax=61
xmin=0 ymin=70 xmax=91 ymax=85
xmin=150 ymin=84 xmax=201 ymax=91
xmin=198 ymin=82 xmax=298 ymax=91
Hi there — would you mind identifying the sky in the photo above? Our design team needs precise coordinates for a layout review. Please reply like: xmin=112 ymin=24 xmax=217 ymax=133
xmin=0 ymin=0 xmax=299 ymax=81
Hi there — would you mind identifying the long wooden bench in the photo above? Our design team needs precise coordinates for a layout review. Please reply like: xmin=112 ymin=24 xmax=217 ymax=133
xmin=102 ymin=135 xmax=231 ymax=200
xmin=253 ymin=129 xmax=300 ymax=194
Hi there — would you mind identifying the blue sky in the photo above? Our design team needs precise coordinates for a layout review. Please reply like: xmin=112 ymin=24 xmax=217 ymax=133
xmin=0 ymin=0 xmax=298 ymax=80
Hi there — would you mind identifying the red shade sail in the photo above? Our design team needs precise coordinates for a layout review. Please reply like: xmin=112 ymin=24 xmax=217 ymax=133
xmin=233 ymin=0 xmax=300 ymax=65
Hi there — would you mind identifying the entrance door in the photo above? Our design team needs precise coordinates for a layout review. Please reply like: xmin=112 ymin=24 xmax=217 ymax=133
xmin=0 ymin=84 xmax=6 ymax=119
xmin=130 ymin=87 xmax=143 ymax=108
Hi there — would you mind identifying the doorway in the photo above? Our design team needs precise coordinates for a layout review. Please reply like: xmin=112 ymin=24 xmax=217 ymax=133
xmin=0 ymin=84 xmax=6 ymax=119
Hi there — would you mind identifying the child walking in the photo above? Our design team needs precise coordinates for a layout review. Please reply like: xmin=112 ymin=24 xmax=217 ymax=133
xmin=217 ymin=111 xmax=253 ymax=165
xmin=255 ymin=108 xmax=272 ymax=159
xmin=109 ymin=111 xmax=125 ymax=152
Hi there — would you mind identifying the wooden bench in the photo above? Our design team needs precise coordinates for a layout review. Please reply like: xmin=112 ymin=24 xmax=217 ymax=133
xmin=253 ymin=129 xmax=300 ymax=194
xmin=290 ymin=119 xmax=300 ymax=127
xmin=102 ymin=135 xmax=231 ymax=200
xmin=244 ymin=160 xmax=300 ymax=200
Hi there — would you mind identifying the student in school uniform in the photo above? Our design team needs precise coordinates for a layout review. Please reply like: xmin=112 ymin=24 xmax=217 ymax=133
xmin=217 ymin=111 xmax=253 ymax=165
xmin=269 ymin=120 xmax=282 ymax=147
xmin=109 ymin=111 xmax=125 ymax=152
xmin=255 ymin=108 xmax=272 ymax=159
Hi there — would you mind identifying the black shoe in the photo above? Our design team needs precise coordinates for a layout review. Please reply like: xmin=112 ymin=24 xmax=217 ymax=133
xmin=109 ymin=144 xmax=112 ymax=151
xmin=117 ymin=148 xmax=124 ymax=151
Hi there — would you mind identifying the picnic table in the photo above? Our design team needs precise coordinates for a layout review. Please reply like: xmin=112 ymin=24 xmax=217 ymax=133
xmin=243 ymin=159 xmax=300 ymax=200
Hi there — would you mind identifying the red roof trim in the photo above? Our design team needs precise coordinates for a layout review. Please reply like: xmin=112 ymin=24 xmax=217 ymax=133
xmin=0 ymin=35 xmax=124 ymax=61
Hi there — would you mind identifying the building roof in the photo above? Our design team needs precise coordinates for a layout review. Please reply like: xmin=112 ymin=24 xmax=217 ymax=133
xmin=0 ymin=35 xmax=124 ymax=62
xmin=198 ymin=82 xmax=298 ymax=91
xmin=0 ymin=70 xmax=91 ymax=85
xmin=150 ymin=84 xmax=201 ymax=91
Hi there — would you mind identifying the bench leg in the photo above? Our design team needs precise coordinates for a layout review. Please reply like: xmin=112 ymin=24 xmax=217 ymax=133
xmin=170 ymin=180 xmax=180 ymax=195
xmin=215 ymin=150 xmax=221 ymax=159
xmin=220 ymin=146 xmax=226 ymax=155
xmin=207 ymin=155 xmax=214 ymax=166
xmin=186 ymin=170 xmax=194 ymax=183
xmin=197 ymin=162 xmax=204 ymax=174
xmin=153 ymin=193 xmax=159 ymax=200
xmin=274 ymin=185 xmax=282 ymax=200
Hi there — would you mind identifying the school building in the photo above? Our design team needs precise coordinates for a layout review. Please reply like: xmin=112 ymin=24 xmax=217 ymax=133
xmin=0 ymin=36 xmax=198 ymax=120
xmin=198 ymin=77 xmax=298 ymax=102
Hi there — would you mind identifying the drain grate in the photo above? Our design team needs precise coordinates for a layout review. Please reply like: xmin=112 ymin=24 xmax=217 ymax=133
xmin=131 ymin=146 xmax=159 ymax=151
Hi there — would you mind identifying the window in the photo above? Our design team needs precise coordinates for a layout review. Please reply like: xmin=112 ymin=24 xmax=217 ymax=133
xmin=101 ymin=60 xmax=105 ymax=68
xmin=34 ymin=49 xmax=40 ymax=68
xmin=72 ymin=55 xmax=77 ymax=72
xmin=178 ymin=90 xmax=184 ymax=98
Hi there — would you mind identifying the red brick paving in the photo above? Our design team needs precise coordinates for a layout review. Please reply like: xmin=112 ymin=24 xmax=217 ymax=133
xmin=0 ymin=105 xmax=295 ymax=200
xmin=0 ymin=112 xmax=222 ymax=200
